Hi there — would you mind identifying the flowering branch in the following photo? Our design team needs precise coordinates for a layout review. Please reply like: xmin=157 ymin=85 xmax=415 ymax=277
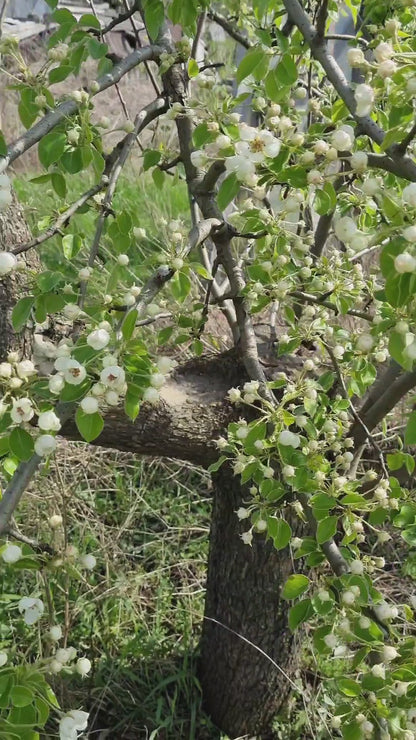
xmin=0 ymin=44 xmax=163 ymax=173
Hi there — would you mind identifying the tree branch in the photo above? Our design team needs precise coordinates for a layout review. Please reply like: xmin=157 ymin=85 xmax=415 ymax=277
xmin=282 ymin=0 xmax=416 ymax=182
xmin=12 ymin=181 xmax=107 ymax=255
xmin=207 ymin=11 xmax=251 ymax=49
xmin=0 ymin=45 xmax=163 ymax=173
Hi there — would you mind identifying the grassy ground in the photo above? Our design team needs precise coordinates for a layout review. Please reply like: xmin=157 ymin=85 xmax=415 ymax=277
xmin=4 ymin=446 xmax=220 ymax=739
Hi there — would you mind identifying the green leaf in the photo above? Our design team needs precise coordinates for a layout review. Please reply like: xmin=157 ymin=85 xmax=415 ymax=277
xmin=217 ymin=173 xmax=240 ymax=210
xmin=188 ymin=59 xmax=199 ymax=78
xmin=122 ymin=309 xmax=138 ymax=341
xmin=18 ymin=88 xmax=39 ymax=129
xmin=316 ymin=516 xmax=338 ymax=544
xmin=342 ymin=721 xmax=363 ymax=740
xmin=236 ymin=48 xmax=266 ymax=84
xmin=268 ymin=517 xmax=291 ymax=550
xmin=282 ymin=574 xmax=309 ymax=600
xmin=0 ymin=131 xmax=7 ymax=157
xmin=62 ymin=234 xmax=82 ymax=259
xmin=78 ymin=12 xmax=101 ymax=28
xmin=208 ymin=455 xmax=227 ymax=473
xmin=171 ymin=272 xmax=191 ymax=303
xmin=275 ymin=54 xmax=298 ymax=86
xmin=405 ymin=411 xmax=416 ymax=445
xmin=10 ymin=685 xmax=34 ymax=707
xmin=51 ymin=172 xmax=67 ymax=198
xmin=288 ymin=598 xmax=313 ymax=630
xmin=12 ymin=296 xmax=34 ymax=332
xmin=143 ymin=149 xmax=162 ymax=170
xmin=9 ymin=429 xmax=34 ymax=462
xmin=402 ymin=525 xmax=416 ymax=546
xmin=337 ymin=678 xmax=361 ymax=697
xmin=124 ymin=385 xmax=141 ymax=421
xmin=75 ymin=409 xmax=104 ymax=442
xmin=60 ymin=148 xmax=84 ymax=174
xmin=38 ymin=131 xmax=66 ymax=169
xmin=143 ymin=0 xmax=164 ymax=40
xmin=152 ymin=168 xmax=165 ymax=189
xmin=49 ymin=65 xmax=73 ymax=84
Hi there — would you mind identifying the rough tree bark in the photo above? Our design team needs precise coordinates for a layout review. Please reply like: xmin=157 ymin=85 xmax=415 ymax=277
xmin=200 ymin=466 xmax=301 ymax=739
xmin=1 ymin=201 xmax=301 ymax=739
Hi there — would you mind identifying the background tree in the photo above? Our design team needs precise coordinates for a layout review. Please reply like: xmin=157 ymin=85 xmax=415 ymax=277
xmin=1 ymin=1 xmax=416 ymax=738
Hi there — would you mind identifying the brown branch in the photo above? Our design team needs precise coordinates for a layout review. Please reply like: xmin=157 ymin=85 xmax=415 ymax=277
xmin=90 ymin=0 xmax=141 ymax=36
xmin=207 ymin=11 xmax=251 ymax=49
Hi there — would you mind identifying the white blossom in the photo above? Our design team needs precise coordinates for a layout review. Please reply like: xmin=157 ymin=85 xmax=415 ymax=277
xmin=331 ymin=127 xmax=353 ymax=151
xmin=378 ymin=60 xmax=397 ymax=78
xmin=49 ymin=514 xmax=63 ymax=528
xmin=403 ymin=226 xmax=416 ymax=242
xmin=143 ymin=387 xmax=159 ymax=404
xmin=350 ymin=560 xmax=364 ymax=575
xmin=100 ymin=365 xmax=125 ymax=390
xmin=382 ymin=645 xmax=399 ymax=662
xmin=278 ymin=430 xmax=301 ymax=448
xmin=236 ymin=507 xmax=250 ymax=520
xmin=334 ymin=216 xmax=357 ymax=243
xmin=0 ymin=652 xmax=7 ymax=667
xmin=16 ymin=360 xmax=36 ymax=380
xmin=374 ymin=42 xmax=393 ymax=63
xmin=49 ymin=625 xmax=63 ymax=641
xmin=76 ymin=657 xmax=91 ymax=677
xmin=354 ymin=84 xmax=374 ymax=117
xmin=240 ymin=530 xmax=253 ymax=546
xmin=11 ymin=397 xmax=34 ymax=423
xmin=356 ymin=333 xmax=374 ymax=352
xmin=1 ymin=543 xmax=22 ymax=564
xmin=80 ymin=396 xmax=99 ymax=414
xmin=350 ymin=151 xmax=368 ymax=171
xmin=18 ymin=596 xmax=44 ymax=625
xmin=38 ymin=410 xmax=61 ymax=432
xmin=394 ymin=252 xmax=416 ymax=273
xmin=79 ymin=553 xmax=96 ymax=570
xmin=156 ymin=356 xmax=176 ymax=374
xmin=64 ymin=360 xmax=87 ymax=385
xmin=49 ymin=374 xmax=65 ymax=394
xmin=105 ymin=390 xmax=119 ymax=406
xmin=228 ymin=388 xmax=241 ymax=403
xmin=347 ymin=48 xmax=365 ymax=67
xmin=0 ymin=251 xmax=16 ymax=274
xmin=403 ymin=183 xmax=416 ymax=207
xmin=35 ymin=434 xmax=57 ymax=456
xmin=59 ymin=710 xmax=89 ymax=740
xmin=63 ymin=304 xmax=81 ymax=320
xmin=150 ymin=373 xmax=165 ymax=389
xmin=87 ymin=329 xmax=110 ymax=351
xmin=0 ymin=362 xmax=12 ymax=379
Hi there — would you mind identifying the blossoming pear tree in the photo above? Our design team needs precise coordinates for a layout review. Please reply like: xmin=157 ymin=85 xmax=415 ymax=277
xmin=2 ymin=0 xmax=416 ymax=737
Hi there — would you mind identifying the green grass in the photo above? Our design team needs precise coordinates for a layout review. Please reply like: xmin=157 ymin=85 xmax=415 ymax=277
xmin=13 ymin=168 xmax=190 ymax=273
xmin=1 ymin=448 xmax=222 ymax=738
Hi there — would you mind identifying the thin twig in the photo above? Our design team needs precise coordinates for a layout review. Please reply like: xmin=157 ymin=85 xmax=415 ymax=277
xmin=325 ymin=344 xmax=389 ymax=478
xmin=207 ymin=11 xmax=251 ymax=49
xmin=12 ymin=181 xmax=106 ymax=255
xmin=79 ymin=97 xmax=167 ymax=307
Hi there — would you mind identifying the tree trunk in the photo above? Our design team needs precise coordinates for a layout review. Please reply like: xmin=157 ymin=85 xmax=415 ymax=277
xmin=0 ymin=194 xmax=39 ymax=360
xmin=199 ymin=466 xmax=300 ymax=739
